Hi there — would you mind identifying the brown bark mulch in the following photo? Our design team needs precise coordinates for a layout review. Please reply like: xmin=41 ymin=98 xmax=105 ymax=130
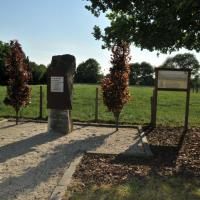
xmin=73 ymin=126 xmax=200 ymax=186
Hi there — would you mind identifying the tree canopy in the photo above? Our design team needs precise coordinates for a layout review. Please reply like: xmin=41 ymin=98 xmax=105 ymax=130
xmin=86 ymin=0 xmax=200 ymax=52
xmin=160 ymin=53 xmax=200 ymax=76
xmin=0 ymin=41 xmax=10 ymax=85
xmin=75 ymin=58 xmax=102 ymax=83
xmin=130 ymin=62 xmax=154 ymax=85
xmin=29 ymin=62 xmax=47 ymax=84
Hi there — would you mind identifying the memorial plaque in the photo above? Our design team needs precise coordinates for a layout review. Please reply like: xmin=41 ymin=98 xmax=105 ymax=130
xmin=50 ymin=76 xmax=64 ymax=93
xmin=158 ymin=70 xmax=188 ymax=89
xmin=47 ymin=54 xmax=76 ymax=110
xmin=47 ymin=54 xmax=76 ymax=134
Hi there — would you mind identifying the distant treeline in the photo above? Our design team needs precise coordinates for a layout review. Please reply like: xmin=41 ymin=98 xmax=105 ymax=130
xmin=1 ymin=40 xmax=200 ymax=86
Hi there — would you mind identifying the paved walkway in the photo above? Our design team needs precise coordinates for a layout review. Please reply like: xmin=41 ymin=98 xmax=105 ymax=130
xmin=0 ymin=121 xmax=151 ymax=200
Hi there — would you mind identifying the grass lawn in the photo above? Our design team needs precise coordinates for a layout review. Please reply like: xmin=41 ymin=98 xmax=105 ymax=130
xmin=66 ymin=177 xmax=200 ymax=200
xmin=0 ymin=84 xmax=200 ymax=126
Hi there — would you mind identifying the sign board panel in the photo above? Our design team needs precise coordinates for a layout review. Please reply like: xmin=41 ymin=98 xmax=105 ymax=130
xmin=158 ymin=70 xmax=188 ymax=89
xmin=152 ymin=68 xmax=191 ymax=132
xmin=51 ymin=76 xmax=64 ymax=93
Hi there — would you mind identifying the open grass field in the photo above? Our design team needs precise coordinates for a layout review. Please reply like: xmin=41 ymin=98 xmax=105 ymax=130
xmin=0 ymin=84 xmax=200 ymax=126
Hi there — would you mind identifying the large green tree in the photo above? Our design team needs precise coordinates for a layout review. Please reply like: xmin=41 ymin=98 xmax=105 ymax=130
xmin=75 ymin=58 xmax=102 ymax=83
xmin=29 ymin=62 xmax=47 ymax=84
xmin=130 ymin=62 xmax=154 ymax=85
xmin=86 ymin=0 xmax=200 ymax=52
xmin=0 ymin=41 xmax=10 ymax=85
xmin=160 ymin=53 xmax=200 ymax=76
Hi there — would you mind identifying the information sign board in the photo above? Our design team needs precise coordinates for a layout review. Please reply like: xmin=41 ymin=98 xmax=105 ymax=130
xmin=158 ymin=70 xmax=188 ymax=89
xmin=151 ymin=68 xmax=191 ymax=132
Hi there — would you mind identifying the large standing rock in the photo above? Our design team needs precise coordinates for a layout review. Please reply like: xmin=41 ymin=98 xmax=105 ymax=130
xmin=47 ymin=54 xmax=76 ymax=134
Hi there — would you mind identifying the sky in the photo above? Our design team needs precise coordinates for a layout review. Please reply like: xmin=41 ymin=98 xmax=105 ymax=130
xmin=0 ymin=0 xmax=200 ymax=74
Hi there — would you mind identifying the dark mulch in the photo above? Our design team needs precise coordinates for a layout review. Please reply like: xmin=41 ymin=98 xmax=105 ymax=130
xmin=73 ymin=126 xmax=200 ymax=186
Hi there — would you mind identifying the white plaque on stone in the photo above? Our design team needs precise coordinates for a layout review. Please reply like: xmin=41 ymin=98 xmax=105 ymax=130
xmin=158 ymin=70 xmax=188 ymax=89
xmin=51 ymin=76 xmax=64 ymax=92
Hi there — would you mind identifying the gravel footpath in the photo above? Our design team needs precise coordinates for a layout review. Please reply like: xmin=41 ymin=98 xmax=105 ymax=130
xmin=0 ymin=121 xmax=140 ymax=200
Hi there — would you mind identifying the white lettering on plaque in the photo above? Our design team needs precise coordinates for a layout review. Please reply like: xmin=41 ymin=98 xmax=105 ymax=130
xmin=51 ymin=76 xmax=64 ymax=92
xmin=158 ymin=71 xmax=188 ymax=89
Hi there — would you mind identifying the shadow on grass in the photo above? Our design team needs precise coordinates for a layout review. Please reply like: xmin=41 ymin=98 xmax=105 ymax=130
xmin=66 ymin=176 xmax=200 ymax=200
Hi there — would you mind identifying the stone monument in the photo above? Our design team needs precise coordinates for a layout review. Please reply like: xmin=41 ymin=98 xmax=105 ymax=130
xmin=47 ymin=54 xmax=76 ymax=134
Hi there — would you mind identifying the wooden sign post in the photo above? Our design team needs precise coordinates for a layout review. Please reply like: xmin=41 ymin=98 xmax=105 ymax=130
xmin=152 ymin=68 xmax=191 ymax=132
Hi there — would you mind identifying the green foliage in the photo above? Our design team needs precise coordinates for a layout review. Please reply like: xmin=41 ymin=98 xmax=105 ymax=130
xmin=29 ymin=62 xmax=47 ymax=84
xmin=130 ymin=62 xmax=154 ymax=86
xmin=4 ymin=40 xmax=32 ymax=124
xmin=192 ymin=75 xmax=200 ymax=90
xmin=86 ymin=0 xmax=200 ymax=52
xmin=75 ymin=58 xmax=102 ymax=83
xmin=0 ymin=41 xmax=10 ymax=85
xmin=160 ymin=53 xmax=200 ymax=76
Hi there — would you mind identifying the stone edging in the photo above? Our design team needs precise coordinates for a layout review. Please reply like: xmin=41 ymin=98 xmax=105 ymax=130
xmin=49 ymin=155 xmax=83 ymax=200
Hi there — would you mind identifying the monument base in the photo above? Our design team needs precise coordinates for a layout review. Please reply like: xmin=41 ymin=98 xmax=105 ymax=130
xmin=48 ymin=109 xmax=73 ymax=134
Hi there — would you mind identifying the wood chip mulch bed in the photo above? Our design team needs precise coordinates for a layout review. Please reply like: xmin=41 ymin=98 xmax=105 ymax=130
xmin=73 ymin=127 xmax=200 ymax=186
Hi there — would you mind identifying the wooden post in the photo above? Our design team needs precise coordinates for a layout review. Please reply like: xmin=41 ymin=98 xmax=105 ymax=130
xmin=39 ymin=85 xmax=43 ymax=119
xmin=154 ymin=70 xmax=158 ymax=128
xmin=184 ymin=71 xmax=191 ymax=132
xmin=95 ymin=87 xmax=99 ymax=122
xmin=151 ymin=69 xmax=158 ymax=129
xmin=150 ymin=96 xmax=154 ymax=126
xmin=114 ymin=112 xmax=119 ymax=131
xmin=16 ymin=110 xmax=19 ymax=125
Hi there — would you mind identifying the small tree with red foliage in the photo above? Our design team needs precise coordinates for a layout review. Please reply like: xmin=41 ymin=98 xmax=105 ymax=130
xmin=4 ymin=40 xmax=32 ymax=124
xmin=101 ymin=41 xmax=131 ymax=130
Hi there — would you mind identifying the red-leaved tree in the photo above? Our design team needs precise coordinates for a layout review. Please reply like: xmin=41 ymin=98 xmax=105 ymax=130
xmin=4 ymin=40 xmax=32 ymax=124
xmin=101 ymin=41 xmax=131 ymax=130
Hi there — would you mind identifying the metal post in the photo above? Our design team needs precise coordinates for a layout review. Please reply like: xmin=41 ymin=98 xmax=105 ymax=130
xmin=39 ymin=85 xmax=43 ymax=119
xmin=95 ymin=87 xmax=99 ymax=122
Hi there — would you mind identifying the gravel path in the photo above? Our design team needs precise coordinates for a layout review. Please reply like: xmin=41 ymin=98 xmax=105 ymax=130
xmin=0 ymin=121 xmax=143 ymax=200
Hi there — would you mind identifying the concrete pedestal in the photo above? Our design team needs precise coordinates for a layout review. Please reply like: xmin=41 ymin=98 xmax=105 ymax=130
xmin=48 ymin=109 xmax=73 ymax=134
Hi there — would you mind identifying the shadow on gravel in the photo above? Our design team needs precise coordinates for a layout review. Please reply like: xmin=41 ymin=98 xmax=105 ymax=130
xmin=0 ymin=121 xmax=27 ymax=130
xmin=0 ymin=131 xmax=63 ymax=163
xmin=0 ymin=130 xmax=116 ymax=200
xmin=112 ymin=127 xmax=183 ymax=168
xmin=114 ymin=145 xmax=179 ymax=167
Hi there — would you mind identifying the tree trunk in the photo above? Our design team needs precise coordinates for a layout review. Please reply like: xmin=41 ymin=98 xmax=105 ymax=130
xmin=16 ymin=110 xmax=19 ymax=125
xmin=114 ymin=112 xmax=120 ymax=131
